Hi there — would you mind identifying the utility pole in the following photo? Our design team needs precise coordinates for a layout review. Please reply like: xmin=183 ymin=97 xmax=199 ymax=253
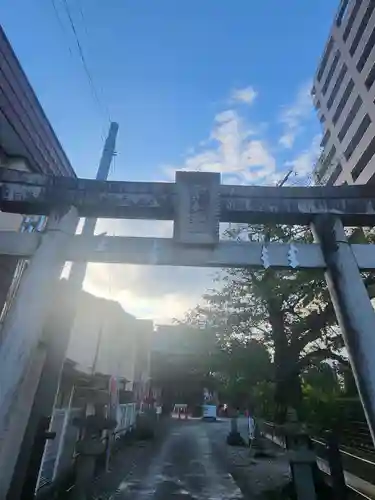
xmin=70 ymin=121 xmax=119 ymax=287
xmin=91 ymin=326 xmax=103 ymax=376
xmin=4 ymin=122 xmax=119 ymax=500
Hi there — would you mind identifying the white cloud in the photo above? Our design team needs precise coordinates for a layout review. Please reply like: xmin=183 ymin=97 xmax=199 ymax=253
xmin=231 ymin=86 xmax=258 ymax=105
xmin=82 ymin=218 xmax=214 ymax=323
xmin=222 ymin=173 xmax=245 ymax=185
xmin=284 ymin=133 xmax=322 ymax=180
xmin=241 ymin=140 xmax=276 ymax=181
xmin=166 ymin=106 xmax=277 ymax=185
xmin=279 ymin=133 xmax=295 ymax=149
xmin=84 ymin=262 xmax=213 ymax=324
xmin=279 ymin=81 xmax=313 ymax=149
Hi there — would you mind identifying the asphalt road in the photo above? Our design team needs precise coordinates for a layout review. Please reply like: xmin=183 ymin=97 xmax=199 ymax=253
xmin=109 ymin=421 xmax=245 ymax=500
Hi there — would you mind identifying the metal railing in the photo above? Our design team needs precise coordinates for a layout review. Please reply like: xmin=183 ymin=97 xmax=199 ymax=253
xmin=261 ymin=420 xmax=375 ymax=499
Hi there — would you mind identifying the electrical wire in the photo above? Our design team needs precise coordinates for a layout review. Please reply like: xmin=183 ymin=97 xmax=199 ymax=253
xmin=76 ymin=0 xmax=90 ymax=40
xmin=61 ymin=0 xmax=111 ymax=124
xmin=50 ymin=0 xmax=74 ymax=58
xmin=50 ymin=0 xmax=111 ymax=134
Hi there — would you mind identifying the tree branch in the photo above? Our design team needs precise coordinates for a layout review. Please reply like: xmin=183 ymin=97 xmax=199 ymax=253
xmin=298 ymin=348 xmax=349 ymax=369
xmin=290 ymin=302 xmax=336 ymax=351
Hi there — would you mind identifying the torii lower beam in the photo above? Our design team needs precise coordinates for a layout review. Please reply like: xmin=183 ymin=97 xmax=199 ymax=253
xmin=2 ymin=232 xmax=375 ymax=270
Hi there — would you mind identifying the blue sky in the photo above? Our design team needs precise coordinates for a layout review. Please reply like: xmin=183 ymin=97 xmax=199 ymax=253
xmin=1 ymin=0 xmax=339 ymax=321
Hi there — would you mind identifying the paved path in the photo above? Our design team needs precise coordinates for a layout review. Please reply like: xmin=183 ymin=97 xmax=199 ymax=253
xmin=107 ymin=421 xmax=245 ymax=500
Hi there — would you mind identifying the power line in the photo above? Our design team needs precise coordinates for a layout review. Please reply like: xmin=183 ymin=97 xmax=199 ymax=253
xmin=50 ymin=0 xmax=74 ymax=58
xmin=55 ymin=0 xmax=111 ymax=127
xmin=61 ymin=0 xmax=110 ymax=123
xmin=75 ymin=0 xmax=110 ymax=128
xmin=76 ymin=0 xmax=90 ymax=40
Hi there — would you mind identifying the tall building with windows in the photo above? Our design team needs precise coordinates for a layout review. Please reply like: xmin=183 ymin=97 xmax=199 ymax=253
xmin=312 ymin=0 xmax=375 ymax=185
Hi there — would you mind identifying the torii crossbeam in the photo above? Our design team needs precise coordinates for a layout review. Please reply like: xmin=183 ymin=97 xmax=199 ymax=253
xmin=2 ymin=168 xmax=375 ymax=226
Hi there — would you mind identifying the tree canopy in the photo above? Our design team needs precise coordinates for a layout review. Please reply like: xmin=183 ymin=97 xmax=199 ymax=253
xmin=182 ymin=223 xmax=375 ymax=421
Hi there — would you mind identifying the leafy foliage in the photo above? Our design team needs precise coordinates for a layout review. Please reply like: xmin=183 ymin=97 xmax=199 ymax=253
xmin=301 ymin=363 xmax=342 ymax=430
xmin=210 ymin=338 xmax=272 ymax=408
xmin=182 ymin=223 xmax=375 ymax=422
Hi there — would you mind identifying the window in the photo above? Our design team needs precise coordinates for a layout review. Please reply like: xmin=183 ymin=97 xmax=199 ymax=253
xmin=365 ymin=63 xmax=375 ymax=89
xmin=344 ymin=114 xmax=371 ymax=160
xmin=327 ymin=163 xmax=343 ymax=185
xmin=357 ymin=26 xmax=375 ymax=72
xmin=350 ymin=2 xmax=375 ymax=55
xmin=333 ymin=79 xmax=354 ymax=125
xmin=327 ymin=64 xmax=347 ymax=110
xmin=320 ymin=114 xmax=326 ymax=124
xmin=322 ymin=50 xmax=341 ymax=95
xmin=352 ymin=135 xmax=375 ymax=181
xmin=321 ymin=129 xmax=331 ymax=148
xmin=317 ymin=38 xmax=334 ymax=82
xmin=344 ymin=0 xmax=362 ymax=42
xmin=316 ymin=100 xmax=321 ymax=110
xmin=336 ymin=0 xmax=350 ymax=27
xmin=338 ymin=95 xmax=363 ymax=142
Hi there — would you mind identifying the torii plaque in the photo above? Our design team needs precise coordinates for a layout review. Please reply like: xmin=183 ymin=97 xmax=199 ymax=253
xmin=173 ymin=171 xmax=220 ymax=245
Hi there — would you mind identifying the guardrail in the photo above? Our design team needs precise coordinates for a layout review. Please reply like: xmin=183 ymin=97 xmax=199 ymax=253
xmin=261 ymin=421 xmax=375 ymax=499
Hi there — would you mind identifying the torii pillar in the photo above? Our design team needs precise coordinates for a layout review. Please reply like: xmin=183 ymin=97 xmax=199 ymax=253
xmin=312 ymin=215 xmax=375 ymax=444
xmin=0 ymin=207 xmax=79 ymax=499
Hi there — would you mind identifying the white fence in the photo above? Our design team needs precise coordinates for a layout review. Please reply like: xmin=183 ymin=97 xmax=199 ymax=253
xmin=115 ymin=403 xmax=137 ymax=438
xmin=36 ymin=407 xmax=81 ymax=490
xmin=36 ymin=403 xmax=137 ymax=492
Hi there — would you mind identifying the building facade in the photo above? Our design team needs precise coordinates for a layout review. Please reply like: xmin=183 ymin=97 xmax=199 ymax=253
xmin=0 ymin=25 xmax=76 ymax=318
xmin=312 ymin=0 xmax=375 ymax=185
xmin=0 ymin=26 xmax=75 ymax=177
xmin=150 ymin=325 xmax=211 ymax=410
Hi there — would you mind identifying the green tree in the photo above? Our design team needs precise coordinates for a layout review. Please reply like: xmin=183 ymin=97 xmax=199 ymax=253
xmin=301 ymin=362 xmax=342 ymax=431
xmin=185 ymin=223 xmax=375 ymax=422
xmin=211 ymin=338 xmax=272 ymax=408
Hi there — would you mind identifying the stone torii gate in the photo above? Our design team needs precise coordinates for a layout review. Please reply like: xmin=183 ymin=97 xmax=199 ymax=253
xmin=1 ymin=169 xmax=375 ymax=496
